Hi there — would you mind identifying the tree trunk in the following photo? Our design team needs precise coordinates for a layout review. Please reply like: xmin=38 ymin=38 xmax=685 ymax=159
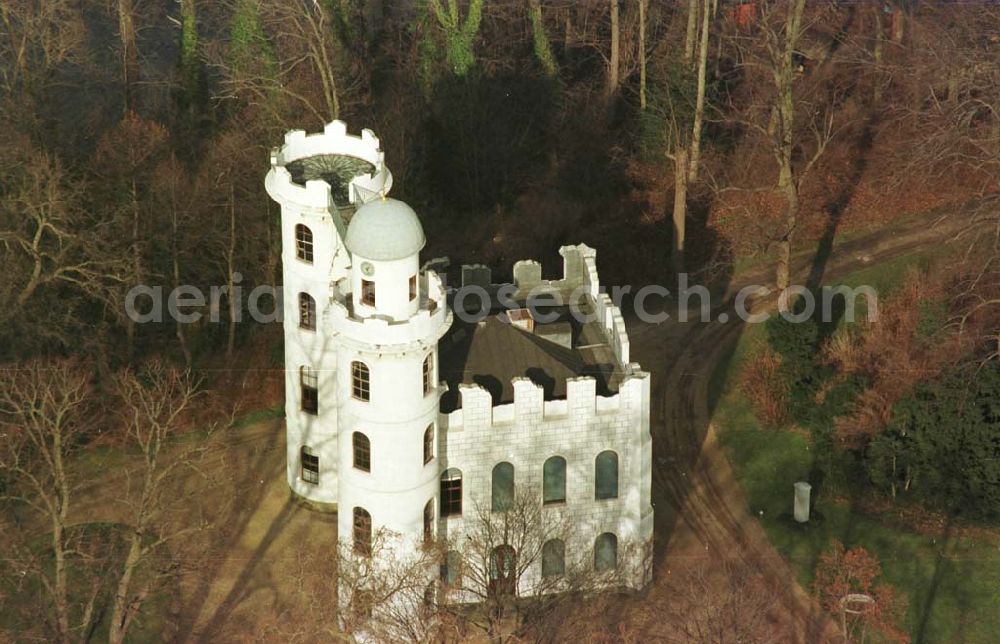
xmin=52 ymin=506 xmax=71 ymax=644
xmin=638 ymin=0 xmax=647 ymax=110
xmin=776 ymin=158 xmax=797 ymax=294
xmin=672 ymin=148 xmax=689 ymax=275
xmin=774 ymin=0 xmax=805 ymax=296
xmin=52 ymin=430 xmax=72 ymax=644
xmin=606 ymin=0 xmax=620 ymax=103
xmin=108 ymin=535 xmax=142 ymax=644
xmin=171 ymin=192 xmax=192 ymax=369
xmin=684 ymin=0 xmax=698 ymax=63
xmin=688 ymin=0 xmax=711 ymax=182
xmin=117 ymin=0 xmax=138 ymax=110
xmin=528 ymin=0 xmax=557 ymax=77
xmin=872 ymin=6 xmax=884 ymax=108
xmin=947 ymin=68 xmax=960 ymax=106
xmin=891 ymin=7 xmax=904 ymax=44
xmin=226 ymin=184 xmax=237 ymax=358
xmin=128 ymin=176 xmax=141 ymax=360
xmin=564 ymin=7 xmax=573 ymax=48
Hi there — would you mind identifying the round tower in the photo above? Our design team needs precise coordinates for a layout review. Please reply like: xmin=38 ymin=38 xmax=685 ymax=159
xmin=332 ymin=198 xmax=452 ymax=557
xmin=265 ymin=121 xmax=393 ymax=507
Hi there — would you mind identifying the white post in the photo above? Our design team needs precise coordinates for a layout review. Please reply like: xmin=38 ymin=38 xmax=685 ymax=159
xmin=794 ymin=481 xmax=811 ymax=523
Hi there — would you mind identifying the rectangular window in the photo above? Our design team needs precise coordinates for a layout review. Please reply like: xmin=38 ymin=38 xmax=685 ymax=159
xmin=423 ymin=501 xmax=434 ymax=544
xmin=301 ymin=447 xmax=319 ymax=484
xmin=440 ymin=473 xmax=462 ymax=517
xmin=299 ymin=293 xmax=315 ymax=331
xmin=361 ymin=279 xmax=375 ymax=306
xmin=351 ymin=362 xmax=370 ymax=401
xmin=423 ymin=425 xmax=434 ymax=465
xmin=409 ymin=275 xmax=417 ymax=301
xmin=353 ymin=432 xmax=371 ymax=472
xmin=353 ymin=508 xmax=372 ymax=557
xmin=301 ymin=367 xmax=318 ymax=415
xmin=295 ymin=224 xmax=314 ymax=263
xmin=423 ymin=355 xmax=433 ymax=396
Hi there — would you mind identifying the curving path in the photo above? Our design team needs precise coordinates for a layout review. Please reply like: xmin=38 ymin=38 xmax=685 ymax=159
xmin=624 ymin=207 xmax=977 ymax=641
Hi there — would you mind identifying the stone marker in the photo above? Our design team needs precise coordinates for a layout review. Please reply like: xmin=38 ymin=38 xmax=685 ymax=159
xmin=794 ymin=481 xmax=812 ymax=523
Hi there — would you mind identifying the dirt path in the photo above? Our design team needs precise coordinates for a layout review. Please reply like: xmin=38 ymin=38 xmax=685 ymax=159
xmin=626 ymin=206 xmax=980 ymax=641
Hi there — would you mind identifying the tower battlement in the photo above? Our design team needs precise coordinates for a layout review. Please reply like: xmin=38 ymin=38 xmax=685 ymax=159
xmin=265 ymin=120 xmax=393 ymax=213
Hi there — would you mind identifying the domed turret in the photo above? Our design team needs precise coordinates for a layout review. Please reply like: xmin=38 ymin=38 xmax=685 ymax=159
xmin=346 ymin=198 xmax=426 ymax=321
xmin=345 ymin=198 xmax=426 ymax=261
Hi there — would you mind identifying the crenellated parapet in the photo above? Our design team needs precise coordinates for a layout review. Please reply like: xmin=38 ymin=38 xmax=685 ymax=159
xmin=265 ymin=120 xmax=393 ymax=214
xmin=326 ymin=270 xmax=450 ymax=349
xmin=471 ymin=244 xmax=631 ymax=368
xmin=444 ymin=370 xmax=649 ymax=433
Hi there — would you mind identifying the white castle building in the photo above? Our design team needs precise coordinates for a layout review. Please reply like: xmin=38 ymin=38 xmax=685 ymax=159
xmin=265 ymin=121 xmax=653 ymax=616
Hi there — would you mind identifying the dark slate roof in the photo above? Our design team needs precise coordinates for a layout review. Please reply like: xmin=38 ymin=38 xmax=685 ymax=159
xmin=438 ymin=305 xmax=621 ymax=413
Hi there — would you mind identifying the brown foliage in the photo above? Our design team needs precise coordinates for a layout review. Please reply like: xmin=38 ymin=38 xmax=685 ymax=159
xmin=740 ymin=345 xmax=790 ymax=429
xmin=812 ymin=540 xmax=910 ymax=644
xmin=824 ymin=270 xmax=960 ymax=449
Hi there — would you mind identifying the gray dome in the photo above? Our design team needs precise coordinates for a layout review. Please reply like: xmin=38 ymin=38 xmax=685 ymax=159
xmin=344 ymin=198 xmax=426 ymax=261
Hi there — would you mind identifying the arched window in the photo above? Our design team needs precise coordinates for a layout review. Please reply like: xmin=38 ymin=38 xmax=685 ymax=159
xmin=295 ymin=224 xmax=313 ymax=263
xmin=423 ymin=424 xmax=434 ymax=465
xmin=300 ymin=446 xmax=319 ymax=484
xmin=300 ymin=366 xmax=318 ymax=415
xmin=409 ymin=274 xmax=417 ymax=301
xmin=594 ymin=533 xmax=617 ymax=572
xmin=351 ymin=361 xmax=370 ymax=401
xmin=423 ymin=499 xmax=434 ymax=544
xmin=440 ymin=469 xmax=462 ymax=517
xmin=595 ymin=451 xmax=619 ymax=500
xmin=542 ymin=539 xmax=565 ymax=578
xmin=422 ymin=354 xmax=434 ymax=396
xmin=489 ymin=545 xmax=517 ymax=597
xmin=352 ymin=432 xmax=370 ymax=472
xmin=543 ymin=456 xmax=566 ymax=505
xmin=440 ymin=550 xmax=461 ymax=585
xmin=298 ymin=292 xmax=316 ymax=330
xmin=491 ymin=462 xmax=515 ymax=512
xmin=353 ymin=507 xmax=372 ymax=556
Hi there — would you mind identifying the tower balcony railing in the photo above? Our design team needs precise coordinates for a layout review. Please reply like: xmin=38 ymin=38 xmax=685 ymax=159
xmin=326 ymin=270 xmax=450 ymax=347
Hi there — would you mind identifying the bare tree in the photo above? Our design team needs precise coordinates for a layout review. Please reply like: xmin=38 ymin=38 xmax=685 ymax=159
xmin=154 ymin=156 xmax=196 ymax=368
xmin=0 ymin=0 xmax=84 ymax=107
xmin=606 ymin=0 xmax=620 ymax=102
xmin=687 ymin=0 xmax=713 ymax=182
xmin=336 ymin=528 xmax=444 ymax=643
xmin=112 ymin=0 xmax=139 ymax=109
xmin=638 ymin=0 xmax=647 ymax=110
xmin=891 ymin=7 xmax=1000 ymax=196
xmin=217 ymin=0 xmax=357 ymax=125
xmin=0 ymin=135 xmax=124 ymax=352
xmin=195 ymin=126 xmax=269 ymax=359
xmin=92 ymin=113 xmax=170 ymax=359
xmin=684 ymin=0 xmax=698 ymax=63
xmin=660 ymin=558 xmax=779 ymax=644
xmin=724 ymin=0 xmax=837 ymax=293
xmin=438 ymin=488 xmax=621 ymax=642
xmin=0 ymin=360 xmax=99 ymax=643
xmin=107 ymin=361 xmax=220 ymax=644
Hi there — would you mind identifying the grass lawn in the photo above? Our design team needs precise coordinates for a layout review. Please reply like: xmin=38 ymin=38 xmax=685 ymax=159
xmin=712 ymin=254 xmax=1000 ymax=643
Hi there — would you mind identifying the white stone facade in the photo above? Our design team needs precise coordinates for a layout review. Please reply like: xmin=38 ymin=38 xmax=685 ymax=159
xmin=265 ymin=122 xmax=653 ymax=607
